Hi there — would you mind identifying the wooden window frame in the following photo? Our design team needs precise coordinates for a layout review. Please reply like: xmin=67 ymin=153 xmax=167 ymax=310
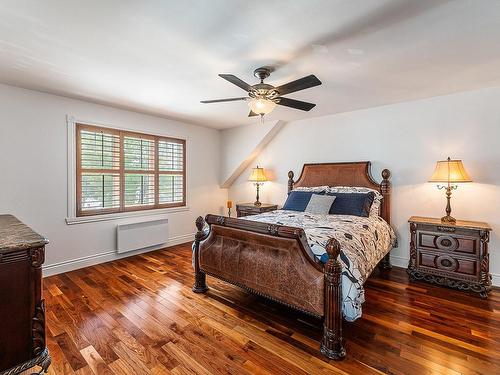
xmin=76 ymin=123 xmax=186 ymax=217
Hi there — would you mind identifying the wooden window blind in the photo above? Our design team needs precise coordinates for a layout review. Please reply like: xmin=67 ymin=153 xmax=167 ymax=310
xmin=76 ymin=123 xmax=186 ymax=216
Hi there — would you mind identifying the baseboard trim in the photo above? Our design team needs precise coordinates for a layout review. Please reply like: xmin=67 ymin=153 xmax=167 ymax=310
xmin=491 ymin=273 xmax=500 ymax=287
xmin=390 ymin=255 xmax=409 ymax=269
xmin=42 ymin=233 xmax=194 ymax=277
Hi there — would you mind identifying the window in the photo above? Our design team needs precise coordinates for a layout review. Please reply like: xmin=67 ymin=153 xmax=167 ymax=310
xmin=76 ymin=123 xmax=185 ymax=216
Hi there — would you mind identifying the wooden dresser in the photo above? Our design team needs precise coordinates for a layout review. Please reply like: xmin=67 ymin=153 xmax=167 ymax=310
xmin=408 ymin=216 xmax=492 ymax=298
xmin=0 ymin=215 xmax=51 ymax=375
xmin=236 ymin=203 xmax=278 ymax=217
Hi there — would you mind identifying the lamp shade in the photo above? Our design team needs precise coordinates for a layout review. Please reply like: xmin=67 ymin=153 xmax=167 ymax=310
xmin=248 ymin=98 xmax=276 ymax=115
xmin=428 ymin=157 xmax=472 ymax=183
xmin=248 ymin=166 xmax=267 ymax=182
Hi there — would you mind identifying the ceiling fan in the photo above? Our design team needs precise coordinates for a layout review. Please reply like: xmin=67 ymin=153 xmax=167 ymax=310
xmin=201 ymin=67 xmax=322 ymax=122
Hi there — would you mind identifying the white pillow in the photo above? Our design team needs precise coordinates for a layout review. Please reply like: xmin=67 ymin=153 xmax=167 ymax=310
xmin=293 ymin=186 xmax=329 ymax=193
xmin=304 ymin=194 xmax=336 ymax=215
xmin=326 ymin=185 xmax=382 ymax=197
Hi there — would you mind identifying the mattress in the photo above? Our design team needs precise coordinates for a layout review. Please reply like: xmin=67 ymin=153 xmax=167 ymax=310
xmin=242 ymin=209 xmax=396 ymax=321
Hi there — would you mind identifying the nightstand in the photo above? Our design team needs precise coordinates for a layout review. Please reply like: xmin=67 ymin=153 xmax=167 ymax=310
xmin=408 ymin=216 xmax=492 ymax=298
xmin=236 ymin=203 xmax=278 ymax=217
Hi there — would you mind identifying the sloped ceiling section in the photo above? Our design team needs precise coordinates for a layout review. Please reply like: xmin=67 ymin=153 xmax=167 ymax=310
xmin=220 ymin=120 xmax=286 ymax=188
xmin=0 ymin=1 xmax=500 ymax=128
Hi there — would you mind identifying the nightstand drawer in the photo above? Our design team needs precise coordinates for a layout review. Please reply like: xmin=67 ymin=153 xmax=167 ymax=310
xmin=417 ymin=230 xmax=479 ymax=257
xmin=236 ymin=203 xmax=278 ymax=218
xmin=237 ymin=209 xmax=254 ymax=217
xmin=417 ymin=249 xmax=478 ymax=281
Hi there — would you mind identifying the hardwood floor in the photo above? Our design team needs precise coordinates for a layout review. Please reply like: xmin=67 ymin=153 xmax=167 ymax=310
xmin=35 ymin=242 xmax=499 ymax=375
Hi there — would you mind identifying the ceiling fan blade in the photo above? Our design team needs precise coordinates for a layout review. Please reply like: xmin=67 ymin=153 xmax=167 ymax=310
xmin=248 ymin=110 xmax=259 ymax=117
xmin=200 ymin=97 xmax=247 ymax=104
xmin=275 ymin=75 xmax=322 ymax=96
xmin=219 ymin=74 xmax=253 ymax=92
xmin=277 ymin=97 xmax=316 ymax=111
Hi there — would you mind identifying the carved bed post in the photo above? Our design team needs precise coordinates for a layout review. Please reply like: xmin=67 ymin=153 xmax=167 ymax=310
xmin=192 ymin=216 xmax=209 ymax=293
xmin=287 ymin=171 xmax=294 ymax=193
xmin=320 ymin=238 xmax=346 ymax=360
xmin=379 ymin=168 xmax=392 ymax=270
xmin=380 ymin=169 xmax=391 ymax=223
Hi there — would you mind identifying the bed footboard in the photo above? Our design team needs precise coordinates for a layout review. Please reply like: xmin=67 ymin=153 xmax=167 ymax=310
xmin=192 ymin=214 xmax=346 ymax=360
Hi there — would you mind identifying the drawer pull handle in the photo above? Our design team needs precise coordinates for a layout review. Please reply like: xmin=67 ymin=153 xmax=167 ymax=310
xmin=440 ymin=238 xmax=452 ymax=247
xmin=435 ymin=255 xmax=458 ymax=271
xmin=435 ymin=235 xmax=459 ymax=251
xmin=441 ymin=258 xmax=453 ymax=267
xmin=437 ymin=226 xmax=455 ymax=233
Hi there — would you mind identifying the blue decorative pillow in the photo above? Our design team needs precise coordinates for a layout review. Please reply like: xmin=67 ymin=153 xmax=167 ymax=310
xmin=326 ymin=192 xmax=375 ymax=217
xmin=283 ymin=191 xmax=324 ymax=212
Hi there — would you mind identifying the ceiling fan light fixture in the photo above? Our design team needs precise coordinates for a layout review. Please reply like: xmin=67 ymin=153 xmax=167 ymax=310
xmin=201 ymin=68 xmax=321 ymax=123
xmin=248 ymin=97 xmax=276 ymax=115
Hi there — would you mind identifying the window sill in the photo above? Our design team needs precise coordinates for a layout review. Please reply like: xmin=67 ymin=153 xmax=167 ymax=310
xmin=66 ymin=206 xmax=190 ymax=225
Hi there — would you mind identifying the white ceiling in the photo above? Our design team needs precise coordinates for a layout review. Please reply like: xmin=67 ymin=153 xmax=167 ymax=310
xmin=1 ymin=0 xmax=500 ymax=129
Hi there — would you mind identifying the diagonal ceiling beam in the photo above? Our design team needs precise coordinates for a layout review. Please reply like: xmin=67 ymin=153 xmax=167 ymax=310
xmin=220 ymin=120 xmax=286 ymax=188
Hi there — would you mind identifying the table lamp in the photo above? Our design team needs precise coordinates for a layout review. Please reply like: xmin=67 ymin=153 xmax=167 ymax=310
xmin=248 ymin=166 xmax=267 ymax=207
xmin=428 ymin=157 xmax=472 ymax=223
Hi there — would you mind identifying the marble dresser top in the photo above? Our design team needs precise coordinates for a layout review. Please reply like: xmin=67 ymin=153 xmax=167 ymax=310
xmin=0 ymin=214 xmax=48 ymax=253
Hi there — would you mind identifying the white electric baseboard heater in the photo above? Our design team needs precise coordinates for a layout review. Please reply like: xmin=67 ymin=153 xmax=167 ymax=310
xmin=116 ymin=219 xmax=169 ymax=254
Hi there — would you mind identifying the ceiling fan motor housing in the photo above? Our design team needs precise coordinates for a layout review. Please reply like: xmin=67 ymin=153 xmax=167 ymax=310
xmin=249 ymin=83 xmax=279 ymax=101
xmin=253 ymin=67 xmax=271 ymax=82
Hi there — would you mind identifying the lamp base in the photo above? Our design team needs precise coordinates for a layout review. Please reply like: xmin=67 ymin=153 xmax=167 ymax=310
xmin=254 ymin=182 xmax=262 ymax=207
xmin=441 ymin=215 xmax=456 ymax=224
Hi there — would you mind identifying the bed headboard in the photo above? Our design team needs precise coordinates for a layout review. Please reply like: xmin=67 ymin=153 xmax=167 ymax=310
xmin=288 ymin=162 xmax=391 ymax=224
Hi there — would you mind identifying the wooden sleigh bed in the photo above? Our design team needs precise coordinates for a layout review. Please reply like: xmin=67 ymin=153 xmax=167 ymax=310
xmin=192 ymin=162 xmax=392 ymax=360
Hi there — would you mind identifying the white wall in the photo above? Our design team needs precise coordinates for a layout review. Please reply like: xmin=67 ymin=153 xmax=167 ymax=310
xmin=226 ymin=86 xmax=500 ymax=285
xmin=220 ymin=120 xmax=286 ymax=187
xmin=0 ymin=84 xmax=227 ymax=275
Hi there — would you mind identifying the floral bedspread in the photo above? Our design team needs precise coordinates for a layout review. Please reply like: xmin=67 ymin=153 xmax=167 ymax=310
xmin=241 ymin=210 xmax=396 ymax=321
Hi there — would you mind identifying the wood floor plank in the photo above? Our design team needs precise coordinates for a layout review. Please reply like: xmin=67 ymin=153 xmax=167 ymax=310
xmin=79 ymin=345 xmax=114 ymax=375
xmin=162 ymin=342 xmax=214 ymax=375
xmin=41 ymin=242 xmax=499 ymax=374
xmin=54 ymin=332 xmax=88 ymax=372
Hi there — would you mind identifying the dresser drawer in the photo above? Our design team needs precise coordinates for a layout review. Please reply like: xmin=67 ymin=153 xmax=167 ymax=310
xmin=417 ymin=230 xmax=479 ymax=257
xmin=417 ymin=249 xmax=478 ymax=281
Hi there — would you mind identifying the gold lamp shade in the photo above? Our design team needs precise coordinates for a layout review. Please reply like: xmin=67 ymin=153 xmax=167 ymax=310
xmin=429 ymin=157 xmax=472 ymax=224
xmin=428 ymin=158 xmax=472 ymax=183
xmin=248 ymin=166 xmax=267 ymax=182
